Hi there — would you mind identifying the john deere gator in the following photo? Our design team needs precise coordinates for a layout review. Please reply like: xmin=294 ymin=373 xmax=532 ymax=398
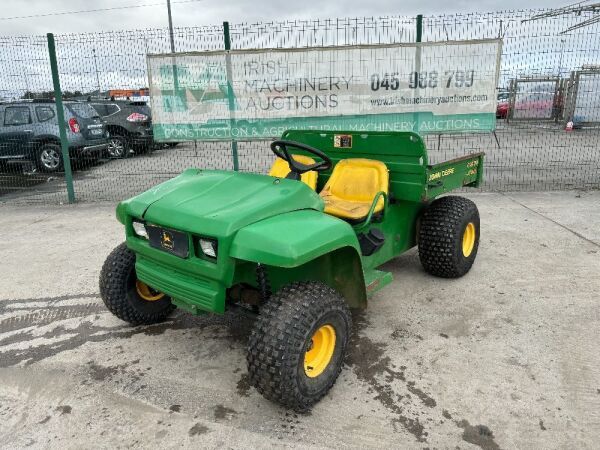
xmin=100 ymin=130 xmax=484 ymax=410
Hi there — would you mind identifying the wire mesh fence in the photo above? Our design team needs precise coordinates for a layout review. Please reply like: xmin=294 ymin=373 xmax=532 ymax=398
xmin=0 ymin=9 xmax=599 ymax=204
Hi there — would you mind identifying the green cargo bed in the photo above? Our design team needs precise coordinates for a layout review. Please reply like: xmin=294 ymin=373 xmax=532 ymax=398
xmin=423 ymin=153 xmax=484 ymax=200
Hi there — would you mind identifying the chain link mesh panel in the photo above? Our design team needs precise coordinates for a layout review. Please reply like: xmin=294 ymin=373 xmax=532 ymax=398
xmin=0 ymin=10 xmax=599 ymax=204
xmin=0 ymin=35 xmax=71 ymax=203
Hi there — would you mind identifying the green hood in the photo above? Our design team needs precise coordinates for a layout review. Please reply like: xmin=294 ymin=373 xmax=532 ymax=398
xmin=118 ymin=169 xmax=324 ymax=237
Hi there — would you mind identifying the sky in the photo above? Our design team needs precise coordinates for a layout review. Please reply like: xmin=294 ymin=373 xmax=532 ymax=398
xmin=0 ymin=0 xmax=577 ymax=36
xmin=1 ymin=0 xmax=598 ymax=101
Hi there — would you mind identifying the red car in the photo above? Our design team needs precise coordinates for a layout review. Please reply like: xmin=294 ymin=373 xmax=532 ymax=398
xmin=496 ymin=92 xmax=510 ymax=119
xmin=496 ymin=100 xmax=509 ymax=119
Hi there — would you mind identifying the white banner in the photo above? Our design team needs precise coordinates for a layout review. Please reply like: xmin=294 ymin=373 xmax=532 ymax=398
xmin=148 ymin=39 xmax=502 ymax=140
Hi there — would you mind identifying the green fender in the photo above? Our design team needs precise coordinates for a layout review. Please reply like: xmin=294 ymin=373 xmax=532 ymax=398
xmin=230 ymin=209 xmax=367 ymax=308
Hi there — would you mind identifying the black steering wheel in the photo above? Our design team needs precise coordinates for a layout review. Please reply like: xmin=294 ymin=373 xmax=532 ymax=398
xmin=270 ymin=140 xmax=332 ymax=181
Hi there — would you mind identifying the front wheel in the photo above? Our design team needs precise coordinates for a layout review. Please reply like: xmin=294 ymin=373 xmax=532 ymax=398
xmin=247 ymin=282 xmax=352 ymax=411
xmin=418 ymin=195 xmax=480 ymax=278
xmin=36 ymin=143 xmax=64 ymax=173
xmin=99 ymin=242 xmax=175 ymax=325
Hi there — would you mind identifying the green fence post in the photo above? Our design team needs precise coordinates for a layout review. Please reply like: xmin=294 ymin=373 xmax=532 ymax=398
xmin=47 ymin=33 xmax=75 ymax=203
xmin=414 ymin=15 xmax=423 ymax=134
xmin=222 ymin=21 xmax=239 ymax=171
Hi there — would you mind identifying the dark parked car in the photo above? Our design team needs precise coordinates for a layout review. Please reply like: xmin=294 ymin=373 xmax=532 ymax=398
xmin=0 ymin=99 xmax=108 ymax=173
xmin=88 ymin=99 xmax=155 ymax=158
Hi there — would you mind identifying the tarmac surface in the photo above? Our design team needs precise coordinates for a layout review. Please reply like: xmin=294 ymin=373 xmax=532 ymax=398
xmin=0 ymin=190 xmax=599 ymax=449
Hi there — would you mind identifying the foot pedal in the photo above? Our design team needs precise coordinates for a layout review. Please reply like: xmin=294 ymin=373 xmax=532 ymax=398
xmin=358 ymin=228 xmax=385 ymax=256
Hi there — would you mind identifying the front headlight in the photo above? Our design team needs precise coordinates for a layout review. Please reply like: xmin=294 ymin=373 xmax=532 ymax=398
xmin=132 ymin=220 xmax=148 ymax=239
xmin=199 ymin=238 xmax=217 ymax=259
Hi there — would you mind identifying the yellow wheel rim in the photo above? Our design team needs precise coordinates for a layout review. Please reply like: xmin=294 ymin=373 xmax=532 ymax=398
xmin=304 ymin=324 xmax=336 ymax=378
xmin=462 ymin=222 xmax=476 ymax=257
xmin=135 ymin=280 xmax=165 ymax=302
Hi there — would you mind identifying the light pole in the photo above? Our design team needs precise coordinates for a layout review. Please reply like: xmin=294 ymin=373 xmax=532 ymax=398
xmin=24 ymin=73 xmax=30 ymax=98
xmin=558 ymin=38 xmax=566 ymax=77
xmin=166 ymin=0 xmax=180 ymax=103
xmin=92 ymin=48 xmax=101 ymax=94
xmin=167 ymin=0 xmax=176 ymax=53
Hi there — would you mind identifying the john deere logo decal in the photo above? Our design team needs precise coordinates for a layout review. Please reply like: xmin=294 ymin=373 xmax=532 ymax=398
xmin=161 ymin=230 xmax=174 ymax=250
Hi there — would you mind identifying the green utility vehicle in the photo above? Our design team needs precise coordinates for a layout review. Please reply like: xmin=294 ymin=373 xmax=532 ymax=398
xmin=100 ymin=130 xmax=484 ymax=410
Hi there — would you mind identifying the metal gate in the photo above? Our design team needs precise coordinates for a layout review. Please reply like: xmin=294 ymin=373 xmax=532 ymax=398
xmin=564 ymin=69 xmax=600 ymax=127
xmin=508 ymin=77 xmax=562 ymax=121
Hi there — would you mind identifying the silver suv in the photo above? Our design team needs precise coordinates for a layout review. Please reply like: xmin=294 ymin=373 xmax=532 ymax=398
xmin=0 ymin=99 xmax=109 ymax=173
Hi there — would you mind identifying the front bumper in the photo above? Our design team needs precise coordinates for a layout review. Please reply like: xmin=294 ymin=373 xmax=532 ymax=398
xmin=70 ymin=142 xmax=109 ymax=159
xmin=127 ymin=125 xmax=154 ymax=148
xmin=135 ymin=255 xmax=223 ymax=314
xmin=128 ymin=237 xmax=226 ymax=314
xmin=129 ymin=134 xmax=154 ymax=148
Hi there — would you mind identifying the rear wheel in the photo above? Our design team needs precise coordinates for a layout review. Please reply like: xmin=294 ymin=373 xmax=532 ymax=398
xmin=247 ymin=282 xmax=351 ymax=411
xmin=99 ymin=242 xmax=175 ymax=325
xmin=418 ymin=195 xmax=480 ymax=278
xmin=36 ymin=143 xmax=63 ymax=173
xmin=107 ymin=135 xmax=129 ymax=158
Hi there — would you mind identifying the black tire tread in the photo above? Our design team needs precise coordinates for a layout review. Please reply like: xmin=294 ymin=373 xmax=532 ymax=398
xmin=99 ymin=242 xmax=175 ymax=325
xmin=418 ymin=195 xmax=480 ymax=278
xmin=247 ymin=281 xmax=351 ymax=411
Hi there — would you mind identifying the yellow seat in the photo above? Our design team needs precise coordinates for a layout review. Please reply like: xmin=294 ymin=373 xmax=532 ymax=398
xmin=268 ymin=154 xmax=318 ymax=190
xmin=319 ymin=158 xmax=389 ymax=221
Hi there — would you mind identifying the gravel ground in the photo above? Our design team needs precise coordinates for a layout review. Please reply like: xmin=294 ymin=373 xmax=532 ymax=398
xmin=0 ymin=190 xmax=599 ymax=449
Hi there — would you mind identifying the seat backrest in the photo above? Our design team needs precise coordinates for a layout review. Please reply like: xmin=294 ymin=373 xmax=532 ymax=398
xmin=281 ymin=130 xmax=428 ymax=202
xmin=268 ymin=154 xmax=318 ymax=190
xmin=321 ymin=158 xmax=389 ymax=202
